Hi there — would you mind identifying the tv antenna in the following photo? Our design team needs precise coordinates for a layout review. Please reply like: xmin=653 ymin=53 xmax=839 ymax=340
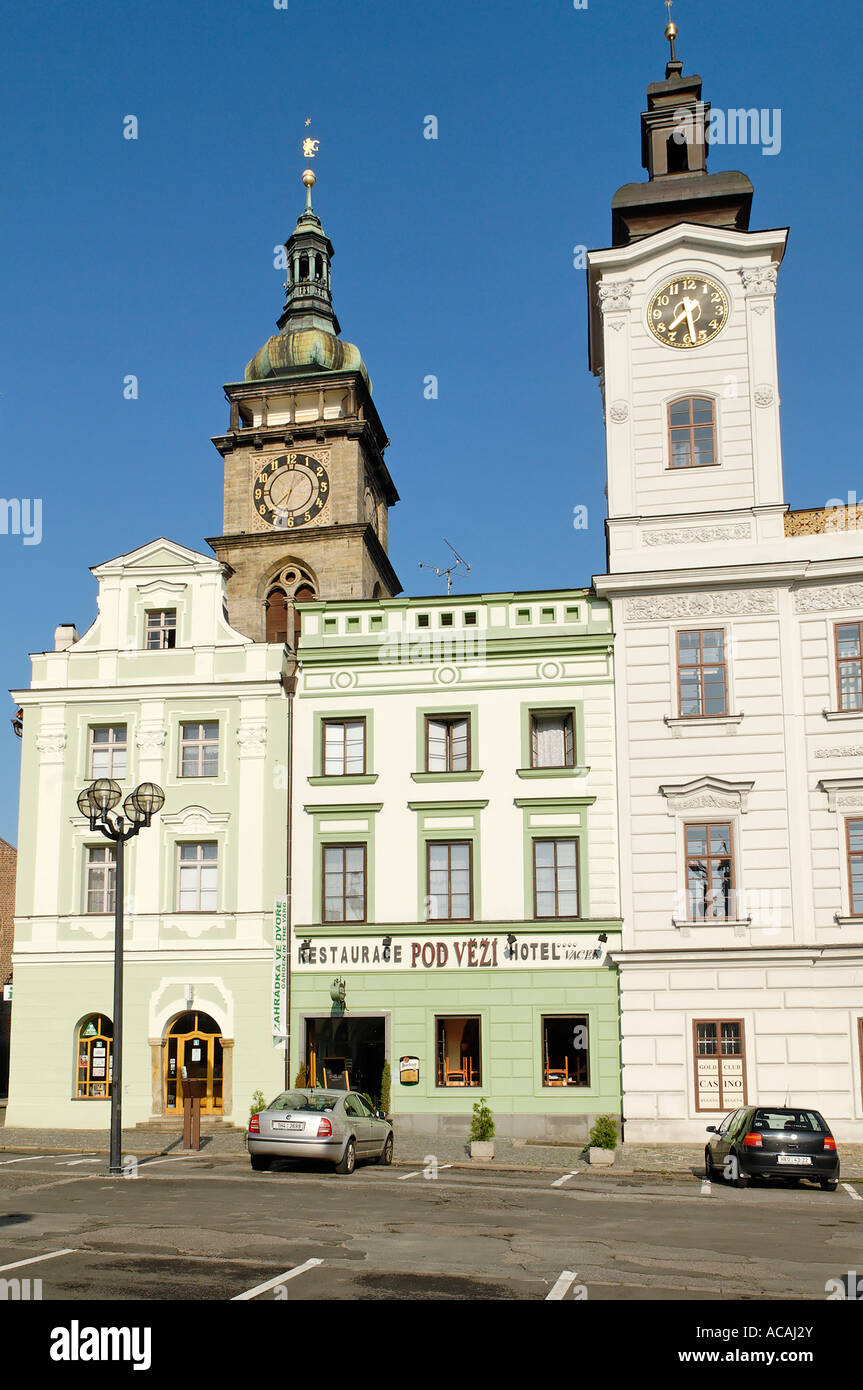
xmin=418 ymin=538 xmax=471 ymax=595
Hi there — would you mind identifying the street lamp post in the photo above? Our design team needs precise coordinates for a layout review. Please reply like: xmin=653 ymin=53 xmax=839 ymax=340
xmin=77 ymin=778 xmax=165 ymax=1175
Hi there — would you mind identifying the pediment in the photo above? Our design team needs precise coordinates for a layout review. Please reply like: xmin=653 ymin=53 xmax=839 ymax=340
xmin=659 ymin=774 xmax=754 ymax=816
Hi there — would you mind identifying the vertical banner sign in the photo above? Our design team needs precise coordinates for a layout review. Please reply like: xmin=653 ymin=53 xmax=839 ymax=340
xmin=272 ymin=896 xmax=289 ymax=1041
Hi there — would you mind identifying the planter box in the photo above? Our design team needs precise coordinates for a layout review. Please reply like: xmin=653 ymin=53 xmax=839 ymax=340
xmin=470 ymin=1140 xmax=495 ymax=1161
xmin=589 ymin=1146 xmax=615 ymax=1166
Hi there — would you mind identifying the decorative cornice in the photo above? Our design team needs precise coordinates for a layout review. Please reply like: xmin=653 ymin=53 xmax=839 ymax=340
xmin=659 ymin=774 xmax=754 ymax=816
xmin=236 ymin=721 xmax=267 ymax=756
xmin=597 ymin=280 xmax=634 ymax=314
xmin=739 ymin=265 xmax=778 ymax=296
xmin=642 ymin=524 xmax=751 ymax=547
xmin=35 ymin=732 xmax=67 ymax=761
xmin=626 ymin=590 xmax=777 ymax=622
xmin=161 ymin=804 xmax=231 ymax=830
xmin=818 ymin=777 xmax=863 ymax=812
xmin=135 ymin=726 xmax=167 ymax=753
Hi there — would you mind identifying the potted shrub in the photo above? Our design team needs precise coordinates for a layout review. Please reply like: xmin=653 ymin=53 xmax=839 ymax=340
xmin=294 ymin=1062 xmax=307 ymax=1088
xmin=469 ymin=1096 xmax=495 ymax=1160
xmin=588 ymin=1114 xmax=618 ymax=1166
xmin=380 ymin=1060 xmax=392 ymax=1122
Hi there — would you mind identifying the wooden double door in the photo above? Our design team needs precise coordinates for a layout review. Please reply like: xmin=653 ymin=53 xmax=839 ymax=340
xmin=163 ymin=1011 xmax=223 ymax=1115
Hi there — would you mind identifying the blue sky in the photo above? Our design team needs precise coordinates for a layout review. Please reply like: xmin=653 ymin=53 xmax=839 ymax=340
xmin=1 ymin=0 xmax=860 ymax=841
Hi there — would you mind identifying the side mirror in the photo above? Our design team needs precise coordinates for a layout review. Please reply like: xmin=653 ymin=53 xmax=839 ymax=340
xmin=376 ymin=1111 xmax=386 ymax=1121
xmin=706 ymin=1126 xmax=717 ymax=1134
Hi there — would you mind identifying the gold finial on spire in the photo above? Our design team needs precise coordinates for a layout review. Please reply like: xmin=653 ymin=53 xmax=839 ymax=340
xmin=664 ymin=0 xmax=678 ymax=62
xmin=301 ymin=117 xmax=319 ymax=211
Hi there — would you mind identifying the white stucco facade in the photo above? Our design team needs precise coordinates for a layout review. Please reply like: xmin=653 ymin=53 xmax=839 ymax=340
xmin=591 ymin=220 xmax=863 ymax=1142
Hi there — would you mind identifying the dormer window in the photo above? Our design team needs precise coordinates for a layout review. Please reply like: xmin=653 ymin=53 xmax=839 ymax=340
xmin=146 ymin=609 xmax=177 ymax=650
xmin=668 ymin=397 xmax=716 ymax=468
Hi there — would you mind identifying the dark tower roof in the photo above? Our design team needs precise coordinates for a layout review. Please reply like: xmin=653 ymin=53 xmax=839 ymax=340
xmin=610 ymin=34 xmax=753 ymax=246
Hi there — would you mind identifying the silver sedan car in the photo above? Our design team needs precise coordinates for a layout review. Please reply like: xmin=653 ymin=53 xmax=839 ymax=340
xmin=248 ymin=1089 xmax=393 ymax=1175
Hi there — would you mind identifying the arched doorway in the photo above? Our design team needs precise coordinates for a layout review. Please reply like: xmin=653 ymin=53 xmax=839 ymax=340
xmin=163 ymin=1011 xmax=223 ymax=1115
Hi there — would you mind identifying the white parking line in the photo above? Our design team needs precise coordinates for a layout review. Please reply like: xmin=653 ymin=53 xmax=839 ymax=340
xmin=231 ymin=1258 xmax=323 ymax=1301
xmin=700 ymin=1178 xmax=712 ymax=1196
xmin=0 ymin=1249 xmax=76 ymax=1274
xmin=138 ymin=1157 xmax=206 ymax=1168
xmin=546 ymin=1269 xmax=578 ymax=1301
xmin=842 ymin=1183 xmax=862 ymax=1201
xmin=56 ymin=1158 xmax=102 ymax=1167
xmin=397 ymin=1170 xmax=420 ymax=1180
xmin=551 ymin=1172 xmax=580 ymax=1188
xmin=0 ymin=1155 xmax=66 ymax=1166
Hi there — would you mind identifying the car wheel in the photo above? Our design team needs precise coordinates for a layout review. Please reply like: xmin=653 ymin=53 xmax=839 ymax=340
xmin=820 ymin=1178 xmax=838 ymax=1192
xmin=250 ymin=1155 xmax=271 ymax=1172
xmin=378 ymin=1134 xmax=394 ymax=1166
xmin=733 ymin=1155 xmax=750 ymax=1189
xmin=704 ymin=1147 xmax=715 ymax=1180
xmin=335 ymin=1138 xmax=356 ymax=1175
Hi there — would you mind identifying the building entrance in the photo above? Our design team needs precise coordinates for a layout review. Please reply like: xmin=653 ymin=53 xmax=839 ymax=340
xmin=305 ymin=1016 xmax=385 ymax=1105
xmin=163 ymin=1011 xmax=223 ymax=1115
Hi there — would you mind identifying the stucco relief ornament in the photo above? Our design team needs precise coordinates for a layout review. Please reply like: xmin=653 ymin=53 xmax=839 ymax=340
xmin=753 ymin=385 xmax=774 ymax=408
xmin=626 ymin=590 xmax=778 ymax=621
xmin=643 ymin=524 xmax=752 ymax=546
xmin=795 ymin=583 xmax=863 ymax=613
xmin=814 ymin=746 xmax=863 ymax=759
xmin=35 ymin=732 xmax=67 ymax=759
xmin=136 ymin=727 xmax=167 ymax=752
xmin=597 ymin=280 xmax=634 ymax=314
xmin=608 ymin=401 xmax=629 ymax=423
xmin=739 ymin=265 xmax=778 ymax=296
xmin=236 ymin=722 xmax=267 ymax=754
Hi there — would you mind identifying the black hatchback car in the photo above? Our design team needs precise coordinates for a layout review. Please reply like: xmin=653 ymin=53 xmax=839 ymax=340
xmin=705 ymin=1106 xmax=840 ymax=1190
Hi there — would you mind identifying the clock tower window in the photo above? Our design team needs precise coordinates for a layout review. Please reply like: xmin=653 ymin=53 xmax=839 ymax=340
xmin=668 ymin=397 xmax=716 ymax=468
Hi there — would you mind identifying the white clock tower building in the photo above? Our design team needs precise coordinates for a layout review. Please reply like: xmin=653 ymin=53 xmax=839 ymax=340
xmin=592 ymin=31 xmax=863 ymax=1142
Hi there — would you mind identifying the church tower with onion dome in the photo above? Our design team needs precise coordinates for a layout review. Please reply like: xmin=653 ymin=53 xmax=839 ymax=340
xmin=208 ymin=131 xmax=401 ymax=645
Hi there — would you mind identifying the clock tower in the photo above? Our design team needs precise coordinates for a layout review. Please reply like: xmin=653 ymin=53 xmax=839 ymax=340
xmin=209 ymin=154 xmax=401 ymax=644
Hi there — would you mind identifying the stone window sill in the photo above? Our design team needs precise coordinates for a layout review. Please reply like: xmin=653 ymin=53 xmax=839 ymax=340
xmin=664 ymin=714 xmax=744 ymax=732
xmin=410 ymin=771 xmax=484 ymax=783
xmin=515 ymin=766 xmax=590 ymax=779
xmin=673 ymin=918 xmax=752 ymax=931
xmin=834 ymin=915 xmax=863 ymax=927
xmin=307 ymin=774 xmax=379 ymax=786
xmin=823 ymin=709 xmax=863 ymax=722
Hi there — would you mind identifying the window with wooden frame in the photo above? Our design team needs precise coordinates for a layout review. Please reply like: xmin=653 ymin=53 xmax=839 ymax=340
xmin=859 ymin=1019 xmax=863 ymax=1108
xmin=76 ymin=1014 xmax=113 ymax=1098
xmin=542 ymin=1015 xmax=589 ymax=1088
xmin=425 ymin=715 xmax=470 ymax=772
xmin=677 ymin=629 xmax=728 ymax=717
xmin=436 ymin=1016 xmax=481 ymax=1087
xmin=529 ymin=710 xmax=575 ymax=768
xmin=177 ymin=842 xmax=219 ymax=912
xmin=693 ymin=1019 xmax=746 ymax=1112
xmin=685 ymin=822 xmax=735 ymax=920
xmin=847 ymin=819 xmax=863 ymax=916
xmin=179 ymin=722 xmax=219 ymax=778
xmin=145 ymin=609 xmax=177 ymax=650
xmin=533 ymin=838 xmax=580 ymax=919
xmin=426 ymin=841 xmax=472 ymax=921
xmin=668 ymin=396 xmax=717 ymax=468
xmin=85 ymin=845 xmax=116 ymax=914
xmin=89 ymin=725 xmax=127 ymax=780
xmin=322 ymin=844 xmax=367 ymax=923
xmin=322 ymin=719 xmax=366 ymax=776
xmin=835 ymin=622 xmax=863 ymax=711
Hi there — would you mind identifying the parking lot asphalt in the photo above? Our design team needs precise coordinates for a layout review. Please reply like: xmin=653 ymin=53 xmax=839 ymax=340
xmin=0 ymin=1149 xmax=860 ymax=1302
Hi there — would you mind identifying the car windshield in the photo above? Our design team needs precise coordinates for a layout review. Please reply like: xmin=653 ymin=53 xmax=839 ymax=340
xmin=269 ymin=1091 xmax=339 ymax=1113
xmin=752 ymin=1109 xmax=827 ymax=1133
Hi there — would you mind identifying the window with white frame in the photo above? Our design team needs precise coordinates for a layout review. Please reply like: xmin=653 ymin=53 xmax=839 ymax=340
xmin=85 ymin=845 xmax=116 ymax=914
xmin=177 ymin=842 xmax=219 ymax=911
xmin=322 ymin=719 xmax=366 ymax=776
xmin=425 ymin=715 xmax=470 ymax=772
xmin=146 ymin=609 xmax=177 ymax=650
xmin=89 ymin=726 xmax=127 ymax=780
xmin=179 ymin=722 xmax=219 ymax=778
xmin=530 ymin=710 xmax=575 ymax=768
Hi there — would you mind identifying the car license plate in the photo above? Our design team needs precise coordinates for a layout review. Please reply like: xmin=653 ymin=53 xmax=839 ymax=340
xmin=777 ymin=1154 xmax=811 ymax=1165
xmin=272 ymin=1121 xmax=304 ymax=1131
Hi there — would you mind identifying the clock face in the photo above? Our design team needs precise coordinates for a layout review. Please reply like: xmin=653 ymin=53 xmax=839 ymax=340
xmin=647 ymin=274 xmax=729 ymax=349
xmin=253 ymin=453 xmax=329 ymax=529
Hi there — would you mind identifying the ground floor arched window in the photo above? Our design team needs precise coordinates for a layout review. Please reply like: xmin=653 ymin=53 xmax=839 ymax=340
xmin=76 ymin=1014 xmax=113 ymax=1098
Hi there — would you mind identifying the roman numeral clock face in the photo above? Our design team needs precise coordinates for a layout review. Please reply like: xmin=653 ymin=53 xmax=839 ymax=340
xmin=647 ymin=275 xmax=729 ymax=349
xmin=253 ymin=454 xmax=329 ymax=529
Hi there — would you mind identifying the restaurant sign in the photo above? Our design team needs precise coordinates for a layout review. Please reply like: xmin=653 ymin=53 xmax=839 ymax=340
xmin=272 ymin=896 xmax=289 ymax=1040
xmin=294 ymin=933 xmax=610 ymax=971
